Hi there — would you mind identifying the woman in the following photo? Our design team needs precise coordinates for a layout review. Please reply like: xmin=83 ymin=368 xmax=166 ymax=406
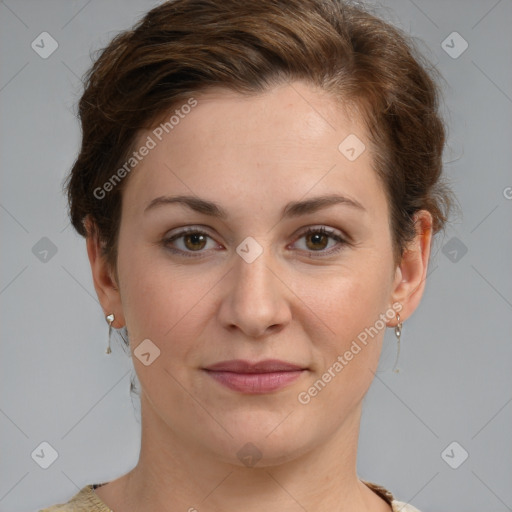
xmin=40 ymin=0 xmax=453 ymax=510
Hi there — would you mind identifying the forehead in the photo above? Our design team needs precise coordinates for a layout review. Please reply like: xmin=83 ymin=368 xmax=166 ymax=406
xmin=121 ymin=82 xmax=387 ymax=221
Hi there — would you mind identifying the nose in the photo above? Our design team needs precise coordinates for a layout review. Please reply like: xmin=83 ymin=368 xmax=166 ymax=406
xmin=217 ymin=245 xmax=292 ymax=339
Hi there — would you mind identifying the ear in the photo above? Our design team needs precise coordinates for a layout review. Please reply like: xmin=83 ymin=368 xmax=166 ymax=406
xmin=84 ymin=216 xmax=125 ymax=328
xmin=389 ymin=210 xmax=433 ymax=325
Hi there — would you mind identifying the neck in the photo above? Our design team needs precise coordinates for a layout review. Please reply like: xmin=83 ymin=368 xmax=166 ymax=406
xmin=100 ymin=396 xmax=391 ymax=512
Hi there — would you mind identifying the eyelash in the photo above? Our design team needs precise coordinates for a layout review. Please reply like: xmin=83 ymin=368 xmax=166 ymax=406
xmin=161 ymin=226 xmax=348 ymax=259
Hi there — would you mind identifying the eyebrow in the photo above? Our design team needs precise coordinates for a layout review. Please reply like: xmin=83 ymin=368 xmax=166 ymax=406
xmin=143 ymin=193 xmax=366 ymax=219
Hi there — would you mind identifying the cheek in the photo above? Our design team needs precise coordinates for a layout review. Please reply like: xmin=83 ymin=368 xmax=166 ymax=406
xmin=116 ymin=244 xmax=217 ymax=351
xmin=304 ymin=259 xmax=391 ymax=393
xmin=308 ymin=260 xmax=390 ymax=339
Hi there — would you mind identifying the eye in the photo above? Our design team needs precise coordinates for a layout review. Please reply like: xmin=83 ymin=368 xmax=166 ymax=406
xmin=161 ymin=225 xmax=348 ymax=259
xmin=293 ymin=226 xmax=347 ymax=257
xmin=162 ymin=227 xmax=219 ymax=257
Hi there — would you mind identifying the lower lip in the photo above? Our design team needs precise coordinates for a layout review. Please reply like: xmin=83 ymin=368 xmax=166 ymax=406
xmin=204 ymin=370 xmax=305 ymax=393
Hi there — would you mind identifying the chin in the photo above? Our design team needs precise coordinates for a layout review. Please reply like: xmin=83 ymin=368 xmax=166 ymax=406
xmin=202 ymin=420 xmax=316 ymax=468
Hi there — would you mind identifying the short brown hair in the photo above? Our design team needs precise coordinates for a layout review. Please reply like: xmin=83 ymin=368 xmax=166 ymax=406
xmin=65 ymin=0 xmax=454 ymax=272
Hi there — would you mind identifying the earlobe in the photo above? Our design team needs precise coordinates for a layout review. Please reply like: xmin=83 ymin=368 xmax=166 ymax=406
xmin=389 ymin=210 xmax=433 ymax=324
xmin=84 ymin=216 xmax=125 ymax=328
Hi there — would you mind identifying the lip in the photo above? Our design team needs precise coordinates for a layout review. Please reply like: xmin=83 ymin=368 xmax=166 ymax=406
xmin=203 ymin=359 xmax=307 ymax=394
xmin=204 ymin=359 xmax=305 ymax=373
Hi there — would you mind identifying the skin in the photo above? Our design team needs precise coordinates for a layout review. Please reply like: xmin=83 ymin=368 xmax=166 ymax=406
xmin=87 ymin=81 xmax=432 ymax=512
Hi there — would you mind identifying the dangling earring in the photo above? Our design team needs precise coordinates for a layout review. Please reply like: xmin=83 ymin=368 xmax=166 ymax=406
xmin=392 ymin=313 xmax=403 ymax=374
xmin=105 ymin=313 xmax=115 ymax=354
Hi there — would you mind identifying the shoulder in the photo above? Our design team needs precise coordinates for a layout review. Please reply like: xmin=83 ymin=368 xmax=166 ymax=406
xmin=362 ymin=479 xmax=423 ymax=512
xmin=392 ymin=500 xmax=423 ymax=512
xmin=39 ymin=484 xmax=113 ymax=512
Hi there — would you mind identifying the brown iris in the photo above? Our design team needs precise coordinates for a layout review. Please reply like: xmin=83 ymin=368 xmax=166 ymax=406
xmin=305 ymin=231 xmax=329 ymax=251
xmin=183 ymin=232 xmax=207 ymax=251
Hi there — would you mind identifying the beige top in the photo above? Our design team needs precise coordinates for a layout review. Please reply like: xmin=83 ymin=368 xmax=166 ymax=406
xmin=39 ymin=480 xmax=422 ymax=511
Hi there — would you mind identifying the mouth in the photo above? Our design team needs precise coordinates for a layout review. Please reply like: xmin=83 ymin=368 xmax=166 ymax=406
xmin=202 ymin=359 xmax=308 ymax=394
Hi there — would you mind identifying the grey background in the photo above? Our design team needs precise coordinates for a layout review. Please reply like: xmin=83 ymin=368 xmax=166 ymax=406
xmin=1 ymin=1 xmax=511 ymax=511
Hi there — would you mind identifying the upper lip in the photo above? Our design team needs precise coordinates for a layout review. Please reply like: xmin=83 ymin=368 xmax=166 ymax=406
xmin=203 ymin=359 xmax=306 ymax=373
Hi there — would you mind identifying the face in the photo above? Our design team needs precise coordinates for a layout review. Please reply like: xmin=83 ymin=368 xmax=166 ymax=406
xmin=96 ymin=81 xmax=427 ymax=466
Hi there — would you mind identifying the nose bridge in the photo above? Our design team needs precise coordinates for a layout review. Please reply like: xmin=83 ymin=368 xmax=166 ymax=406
xmin=219 ymin=237 xmax=291 ymax=337
xmin=235 ymin=246 xmax=273 ymax=297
